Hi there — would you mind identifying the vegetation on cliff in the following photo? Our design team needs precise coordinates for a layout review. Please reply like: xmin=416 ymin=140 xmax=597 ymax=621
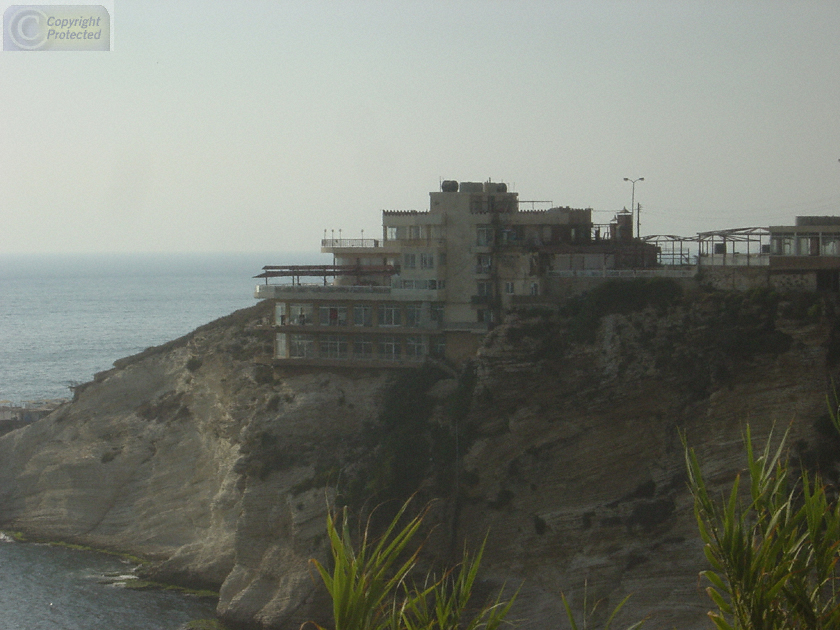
xmin=310 ymin=499 xmax=515 ymax=630
xmin=687 ymin=420 xmax=840 ymax=630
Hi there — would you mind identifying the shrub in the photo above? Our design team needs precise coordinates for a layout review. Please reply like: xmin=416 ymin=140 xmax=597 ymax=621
xmin=308 ymin=499 xmax=516 ymax=630
xmin=686 ymin=423 xmax=840 ymax=629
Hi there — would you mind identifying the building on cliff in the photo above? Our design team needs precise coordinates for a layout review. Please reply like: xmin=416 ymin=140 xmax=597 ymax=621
xmin=254 ymin=179 xmax=658 ymax=367
xmin=690 ymin=217 xmax=840 ymax=292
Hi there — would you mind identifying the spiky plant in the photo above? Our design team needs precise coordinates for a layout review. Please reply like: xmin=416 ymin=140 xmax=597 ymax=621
xmin=686 ymin=424 xmax=840 ymax=630
xmin=308 ymin=500 xmax=516 ymax=630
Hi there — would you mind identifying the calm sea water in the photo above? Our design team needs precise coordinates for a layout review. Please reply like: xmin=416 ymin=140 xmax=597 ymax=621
xmin=0 ymin=538 xmax=217 ymax=629
xmin=0 ymin=252 xmax=319 ymax=403
xmin=0 ymin=251 xmax=323 ymax=628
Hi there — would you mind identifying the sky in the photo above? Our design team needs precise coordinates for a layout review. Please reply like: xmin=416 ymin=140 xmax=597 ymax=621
xmin=1 ymin=1 xmax=839 ymax=254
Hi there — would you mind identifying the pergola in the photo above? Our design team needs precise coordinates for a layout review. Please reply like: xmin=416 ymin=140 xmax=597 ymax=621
xmin=696 ymin=227 xmax=770 ymax=259
xmin=640 ymin=234 xmax=698 ymax=266
xmin=254 ymin=265 xmax=397 ymax=286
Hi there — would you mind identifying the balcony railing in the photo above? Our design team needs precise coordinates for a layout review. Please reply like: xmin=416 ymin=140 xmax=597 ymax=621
xmin=547 ymin=268 xmax=697 ymax=278
xmin=321 ymin=238 xmax=380 ymax=248
xmin=255 ymin=284 xmax=393 ymax=299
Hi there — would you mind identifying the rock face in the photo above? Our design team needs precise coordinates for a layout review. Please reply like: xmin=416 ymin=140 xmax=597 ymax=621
xmin=1 ymin=283 xmax=839 ymax=629
xmin=0 ymin=303 xmax=390 ymax=628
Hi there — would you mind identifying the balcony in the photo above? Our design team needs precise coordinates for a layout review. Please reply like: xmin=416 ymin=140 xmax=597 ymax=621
xmin=546 ymin=268 xmax=697 ymax=278
xmin=321 ymin=238 xmax=381 ymax=248
xmin=255 ymin=284 xmax=392 ymax=300
xmin=259 ymin=355 xmax=430 ymax=369
xmin=443 ymin=321 xmax=491 ymax=333
xmin=269 ymin=320 xmax=444 ymax=332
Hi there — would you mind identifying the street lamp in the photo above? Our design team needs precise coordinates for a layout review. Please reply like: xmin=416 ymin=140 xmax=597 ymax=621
xmin=624 ymin=177 xmax=644 ymax=237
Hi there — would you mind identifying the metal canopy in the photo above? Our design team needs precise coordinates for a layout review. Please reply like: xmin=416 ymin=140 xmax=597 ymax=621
xmin=254 ymin=264 xmax=396 ymax=279
xmin=697 ymin=226 xmax=769 ymax=241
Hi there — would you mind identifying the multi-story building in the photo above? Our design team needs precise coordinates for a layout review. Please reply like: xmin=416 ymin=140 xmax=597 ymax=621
xmin=254 ymin=180 xmax=657 ymax=367
xmin=768 ymin=216 xmax=840 ymax=291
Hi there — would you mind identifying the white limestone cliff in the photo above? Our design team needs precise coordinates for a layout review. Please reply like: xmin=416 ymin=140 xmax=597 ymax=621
xmin=1 ymin=286 xmax=838 ymax=629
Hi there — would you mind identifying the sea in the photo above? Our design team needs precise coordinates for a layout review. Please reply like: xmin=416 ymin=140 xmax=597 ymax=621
xmin=0 ymin=251 xmax=321 ymax=629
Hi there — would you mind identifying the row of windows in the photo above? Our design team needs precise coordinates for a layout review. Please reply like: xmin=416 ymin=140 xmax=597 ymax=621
xmin=477 ymin=224 xmax=583 ymax=247
xmin=385 ymin=225 xmax=444 ymax=241
xmin=478 ymin=225 xmax=523 ymax=246
xmin=478 ymin=281 xmax=539 ymax=296
xmin=771 ymin=235 xmax=840 ymax=257
xmin=280 ymin=334 xmax=445 ymax=360
xmin=276 ymin=303 xmax=443 ymax=327
xmin=403 ymin=253 xmax=440 ymax=269
xmin=400 ymin=279 xmax=446 ymax=290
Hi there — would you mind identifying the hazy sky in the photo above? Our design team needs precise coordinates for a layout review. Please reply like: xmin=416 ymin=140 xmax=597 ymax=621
xmin=2 ymin=1 xmax=839 ymax=254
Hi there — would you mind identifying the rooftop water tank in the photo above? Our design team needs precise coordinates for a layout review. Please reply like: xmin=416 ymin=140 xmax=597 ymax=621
xmin=459 ymin=182 xmax=484 ymax=193
xmin=441 ymin=180 xmax=459 ymax=192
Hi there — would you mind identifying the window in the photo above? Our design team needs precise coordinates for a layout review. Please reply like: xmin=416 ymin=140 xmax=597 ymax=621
xmin=408 ymin=226 xmax=421 ymax=239
xmin=378 ymin=304 xmax=401 ymax=326
xmin=290 ymin=334 xmax=315 ymax=358
xmin=353 ymin=305 xmax=372 ymax=327
xmin=378 ymin=335 xmax=401 ymax=360
xmin=505 ymin=282 xmax=515 ymax=295
xmin=354 ymin=335 xmax=374 ymax=358
xmin=290 ymin=304 xmax=313 ymax=325
xmin=477 ymin=281 xmax=492 ymax=297
xmin=476 ymin=309 xmax=494 ymax=324
xmin=402 ymin=280 xmax=420 ymax=289
xmin=797 ymin=237 xmax=812 ymax=256
xmin=500 ymin=227 xmax=520 ymax=244
xmin=420 ymin=253 xmax=434 ymax=269
xmin=405 ymin=336 xmax=425 ymax=358
xmin=403 ymin=253 xmax=416 ymax=269
xmin=275 ymin=302 xmax=287 ymax=325
xmin=405 ymin=304 xmax=422 ymax=328
xmin=823 ymin=237 xmax=840 ymax=256
xmin=476 ymin=225 xmax=493 ymax=246
xmin=319 ymin=305 xmax=347 ymax=326
xmin=386 ymin=227 xmax=398 ymax=241
xmin=275 ymin=333 xmax=287 ymax=358
xmin=430 ymin=304 xmax=444 ymax=323
xmin=781 ymin=237 xmax=793 ymax=255
xmin=476 ymin=254 xmax=492 ymax=274
xmin=432 ymin=336 xmax=446 ymax=357
xmin=530 ymin=282 xmax=540 ymax=296
xmin=320 ymin=335 xmax=348 ymax=359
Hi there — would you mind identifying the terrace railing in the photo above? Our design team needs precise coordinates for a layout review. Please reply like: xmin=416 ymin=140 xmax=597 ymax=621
xmin=321 ymin=238 xmax=380 ymax=248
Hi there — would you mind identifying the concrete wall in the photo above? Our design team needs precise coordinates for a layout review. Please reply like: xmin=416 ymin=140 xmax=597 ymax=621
xmin=699 ymin=266 xmax=821 ymax=292
xmin=698 ymin=267 xmax=771 ymax=291
xmin=770 ymin=272 xmax=818 ymax=292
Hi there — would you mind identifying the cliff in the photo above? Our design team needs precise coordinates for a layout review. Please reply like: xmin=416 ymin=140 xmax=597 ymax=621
xmin=1 ymin=282 xmax=838 ymax=629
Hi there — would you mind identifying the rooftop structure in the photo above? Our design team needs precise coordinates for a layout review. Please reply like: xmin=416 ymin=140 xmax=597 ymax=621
xmin=648 ymin=216 xmax=840 ymax=293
